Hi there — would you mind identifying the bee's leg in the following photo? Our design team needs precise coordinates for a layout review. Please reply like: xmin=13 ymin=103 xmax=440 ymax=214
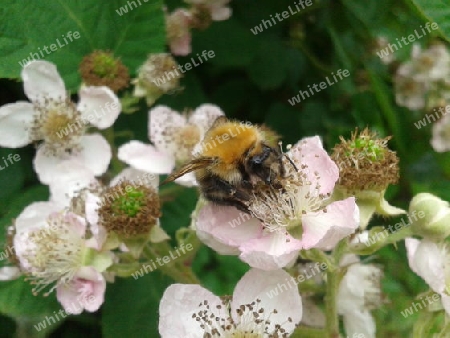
xmin=200 ymin=175 xmax=251 ymax=213
xmin=278 ymin=141 xmax=298 ymax=176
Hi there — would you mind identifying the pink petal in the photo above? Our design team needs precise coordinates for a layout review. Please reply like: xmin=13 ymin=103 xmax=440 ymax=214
xmin=159 ymin=284 xmax=224 ymax=338
xmin=288 ymin=136 xmax=339 ymax=195
xmin=0 ymin=102 xmax=34 ymax=148
xmin=77 ymin=86 xmax=121 ymax=129
xmin=110 ymin=167 xmax=159 ymax=189
xmin=301 ymin=197 xmax=359 ymax=250
xmin=56 ymin=267 xmax=106 ymax=314
xmin=148 ymin=105 xmax=186 ymax=155
xmin=231 ymin=268 xmax=302 ymax=334
xmin=118 ymin=140 xmax=175 ymax=174
xmin=170 ymin=33 xmax=192 ymax=56
xmin=166 ymin=9 xmax=192 ymax=56
xmin=188 ymin=104 xmax=224 ymax=135
xmin=196 ymin=204 xmax=263 ymax=254
xmin=21 ymin=61 xmax=66 ymax=103
xmin=239 ymin=232 xmax=302 ymax=270
xmin=34 ymin=134 xmax=111 ymax=184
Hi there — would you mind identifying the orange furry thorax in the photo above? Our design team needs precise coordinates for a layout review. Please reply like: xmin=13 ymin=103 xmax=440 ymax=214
xmin=200 ymin=123 xmax=261 ymax=164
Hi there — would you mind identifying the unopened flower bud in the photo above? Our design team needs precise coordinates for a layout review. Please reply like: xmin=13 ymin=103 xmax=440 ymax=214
xmin=409 ymin=193 xmax=450 ymax=240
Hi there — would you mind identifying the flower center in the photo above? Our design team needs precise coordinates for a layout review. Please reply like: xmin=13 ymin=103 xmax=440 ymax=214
xmin=98 ymin=180 xmax=161 ymax=237
xmin=248 ymin=157 xmax=324 ymax=234
xmin=31 ymin=98 xmax=85 ymax=156
xmin=92 ymin=52 xmax=118 ymax=78
xmin=174 ymin=124 xmax=201 ymax=163
xmin=223 ymin=332 xmax=262 ymax=338
xmin=193 ymin=298 xmax=289 ymax=338
xmin=16 ymin=212 xmax=86 ymax=296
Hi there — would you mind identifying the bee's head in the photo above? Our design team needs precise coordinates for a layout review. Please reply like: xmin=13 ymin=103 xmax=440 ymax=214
xmin=246 ymin=143 xmax=284 ymax=186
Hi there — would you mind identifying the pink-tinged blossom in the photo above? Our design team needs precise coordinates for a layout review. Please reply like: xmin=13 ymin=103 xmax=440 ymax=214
xmin=166 ymin=9 xmax=192 ymax=56
xmin=405 ymin=238 xmax=450 ymax=315
xmin=56 ymin=267 xmax=106 ymax=315
xmin=185 ymin=0 xmax=232 ymax=21
xmin=159 ymin=268 xmax=302 ymax=337
xmin=195 ymin=137 xmax=359 ymax=270
xmin=431 ymin=113 xmax=450 ymax=152
xmin=0 ymin=61 xmax=120 ymax=184
xmin=11 ymin=201 xmax=112 ymax=313
xmin=118 ymin=104 xmax=224 ymax=186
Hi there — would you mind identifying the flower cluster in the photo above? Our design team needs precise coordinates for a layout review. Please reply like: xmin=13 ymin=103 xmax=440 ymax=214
xmin=394 ymin=43 xmax=450 ymax=111
xmin=2 ymin=50 xmax=446 ymax=337
xmin=166 ymin=0 xmax=232 ymax=55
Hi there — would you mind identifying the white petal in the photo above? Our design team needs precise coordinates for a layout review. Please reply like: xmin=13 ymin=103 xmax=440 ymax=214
xmin=21 ymin=61 xmax=66 ymax=102
xmin=77 ymin=86 xmax=121 ymax=129
xmin=342 ymin=310 xmax=376 ymax=338
xmin=49 ymin=160 xmax=97 ymax=206
xmin=118 ymin=140 xmax=175 ymax=174
xmin=148 ymin=105 xmax=187 ymax=155
xmin=211 ymin=6 xmax=232 ymax=21
xmin=174 ymin=172 xmax=197 ymax=187
xmin=14 ymin=201 xmax=60 ymax=234
xmin=111 ymin=167 xmax=159 ymax=189
xmin=0 ymin=267 xmax=21 ymax=281
xmin=188 ymin=104 xmax=224 ymax=136
xmin=159 ymin=284 xmax=224 ymax=338
xmin=231 ymin=268 xmax=302 ymax=335
xmin=407 ymin=240 xmax=446 ymax=294
xmin=0 ymin=102 xmax=34 ymax=147
xmin=441 ymin=294 xmax=450 ymax=316
xmin=34 ymin=134 xmax=111 ymax=184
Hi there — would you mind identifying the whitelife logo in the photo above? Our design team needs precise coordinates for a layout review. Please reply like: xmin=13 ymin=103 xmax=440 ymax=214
xmin=18 ymin=31 xmax=81 ymax=67
xmin=376 ymin=22 xmax=438 ymax=60
xmin=288 ymin=69 xmax=350 ymax=106
xmin=250 ymin=0 xmax=313 ymax=35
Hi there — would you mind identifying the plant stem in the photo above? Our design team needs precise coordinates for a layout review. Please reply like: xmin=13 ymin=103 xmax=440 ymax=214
xmin=325 ymin=269 xmax=340 ymax=338
xmin=142 ymin=243 xmax=200 ymax=284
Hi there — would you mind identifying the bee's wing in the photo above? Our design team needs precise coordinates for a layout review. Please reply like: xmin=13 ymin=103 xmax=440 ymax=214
xmin=161 ymin=157 xmax=216 ymax=184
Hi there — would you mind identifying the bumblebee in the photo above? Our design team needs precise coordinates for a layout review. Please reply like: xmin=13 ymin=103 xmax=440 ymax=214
xmin=163 ymin=117 xmax=287 ymax=212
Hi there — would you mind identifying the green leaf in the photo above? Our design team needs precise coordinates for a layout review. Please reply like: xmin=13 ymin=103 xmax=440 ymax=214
xmin=192 ymin=19 xmax=258 ymax=67
xmin=0 ymin=0 xmax=165 ymax=90
xmin=102 ymin=273 xmax=172 ymax=338
xmin=0 ymin=277 xmax=60 ymax=320
xmin=408 ymin=0 xmax=450 ymax=42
